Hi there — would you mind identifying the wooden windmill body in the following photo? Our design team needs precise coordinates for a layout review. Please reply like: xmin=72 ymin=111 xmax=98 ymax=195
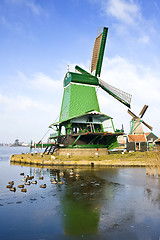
xmin=48 ymin=28 xmax=132 ymax=152
xmin=127 ymin=105 xmax=153 ymax=152
xmin=128 ymin=105 xmax=152 ymax=134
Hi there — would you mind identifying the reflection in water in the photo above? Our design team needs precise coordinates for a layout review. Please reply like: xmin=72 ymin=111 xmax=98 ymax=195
xmin=61 ymin=171 xmax=106 ymax=235
xmin=9 ymin=163 xmax=121 ymax=236
xmin=144 ymin=187 xmax=160 ymax=209
xmin=1 ymin=156 xmax=160 ymax=239
xmin=57 ymin=168 xmax=129 ymax=236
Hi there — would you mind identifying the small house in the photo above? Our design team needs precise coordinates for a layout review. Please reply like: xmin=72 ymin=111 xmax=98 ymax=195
xmin=127 ymin=134 xmax=147 ymax=152
xmin=117 ymin=135 xmax=127 ymax=147
xmin=145 ymin=132 xmax=158 ymax=150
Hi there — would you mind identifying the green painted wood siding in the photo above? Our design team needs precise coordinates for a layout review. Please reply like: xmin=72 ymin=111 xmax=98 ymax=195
xmin=59 ymin=84 xmax=100 ymax=122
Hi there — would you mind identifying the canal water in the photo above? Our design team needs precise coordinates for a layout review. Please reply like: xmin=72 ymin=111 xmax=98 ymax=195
xmin=0 ymin=147 xmax=160 ymax=240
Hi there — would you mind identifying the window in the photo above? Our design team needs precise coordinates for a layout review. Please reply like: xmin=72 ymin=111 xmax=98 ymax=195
xmin=88 ymin=116 xmax=92 ymax=122
xmin=135 ymin=142 xmax=140 ymax=151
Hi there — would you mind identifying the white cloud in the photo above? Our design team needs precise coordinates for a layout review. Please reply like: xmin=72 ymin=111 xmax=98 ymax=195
xmin=138 ymin=35 xmax=150 ymax=44
xmin=16 ymin=70 xmax=27 ymax=80
xmin=0 ymin=92 xmax=58 ymax=142
xmin=30 ymin=72 xmax=62 ymax=91
xmin=0 ymin=69 xmax=63 ymax=142
xmin=17 ymin=70 xmax=62 ymax=92
xmin=104 ymin=0 xmax=141 ymax=25
xmin=25 ymin=1 xmax=42 ymax=15
xmin=98 ymin=56 xmax=160 ymax=135
xmin=0 ymin=93 xmax=53 ymax=112
xmin=100 ymin=0 xmax=157 ymax=47
xmin=101 ymin=56 xmax=160 ymax=101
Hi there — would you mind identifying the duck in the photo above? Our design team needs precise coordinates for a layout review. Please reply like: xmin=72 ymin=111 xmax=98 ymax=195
xmin=32 ymin=180 xmax=37 ymax=184
xmin=75 ymin=173 xmax=80 ymax=179
xmin=21 ymin=188 xmax=27 ymax=193
xmin=40 ymin=184 xmax=46 ymax=188
xmin=69 ymin=169 xmax=74 ymax=177
xmin=59 ymin=172 xmax=64 ymax=177
xmin=20 ymin=173 xmax=24 ymax=176
xmin=21 ymin=178 xmax=27 ymax=182
xmin=18 ymin=184 xmax=24 ymax=188
xmin=27 ymin=176 xmax=34 ymax=180
xmin=10 ymin=187 xmax=16 ymax=192
xmin=25 ymin=181 xmax=31 ymax=185
xmin=50 ymin=178 xmax=57 ymax=184
xmin=6 ymin=184 xmax=13 ymax=189
xmin=39 ymin=176 xmax=44 ymax=180
xmin=58 ymin=181 xmax=63 ymax=185
xmin=24 ymin=175 xmax=29 ymax=179
xmin=8 ymin=181 xmax=14 ymax=185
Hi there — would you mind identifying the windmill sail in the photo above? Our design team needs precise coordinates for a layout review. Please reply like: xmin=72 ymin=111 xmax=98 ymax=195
xmin=75 ymin=65 xmax=90 ymax=75
xmin=139 ymin=105 xmax=148 ymax=118
xmin=128 ymin=109 xmax=138 ymax=118
xmin=99 ymin=78 xmax=132 ymax=108
xmin=91 ymin=27 xmax=108 ymax=77
xmin=142 ymin=120 xmax=153 ymax=131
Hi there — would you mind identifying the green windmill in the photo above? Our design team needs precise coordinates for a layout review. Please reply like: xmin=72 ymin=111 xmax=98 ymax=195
xmin=49 ymin=27 xmax=132 ymax=152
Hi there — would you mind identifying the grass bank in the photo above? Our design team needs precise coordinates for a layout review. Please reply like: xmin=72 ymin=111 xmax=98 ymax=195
xmin=10 ymin=151 xmax=158 ymax=167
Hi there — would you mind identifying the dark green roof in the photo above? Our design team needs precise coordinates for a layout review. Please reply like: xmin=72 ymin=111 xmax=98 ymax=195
xmin=63 ymin=72 xmax=99 ymax=87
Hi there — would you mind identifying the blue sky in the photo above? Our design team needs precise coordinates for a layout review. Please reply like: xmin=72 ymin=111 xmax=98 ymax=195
xmin=0 ymin=0 xmax=160 ymax=143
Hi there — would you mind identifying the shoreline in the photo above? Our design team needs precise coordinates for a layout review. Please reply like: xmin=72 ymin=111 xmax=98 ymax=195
xmin=10 ymin=151 xmax=157 ymax=167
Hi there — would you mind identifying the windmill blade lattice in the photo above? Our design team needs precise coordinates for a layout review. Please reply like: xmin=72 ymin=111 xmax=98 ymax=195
xmin=99 ymin=78 xmax=132 ymax=108
xmin=91 ymin=27 xmax=108 ymax=77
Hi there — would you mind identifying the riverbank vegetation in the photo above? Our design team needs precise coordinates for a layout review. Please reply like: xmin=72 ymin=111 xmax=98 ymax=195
xmin=145 ymin=146 xmax=160 ymax=176
xmin=10 ymin=149 xmax=160 ymax=167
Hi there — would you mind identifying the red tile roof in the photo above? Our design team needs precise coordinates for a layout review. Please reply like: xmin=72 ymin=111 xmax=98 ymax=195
xmin=128 ymin=134 xmax=147 ymax=142
xmin=145 ymin=132 xmax=150 ymax=136
xmin=155 ymin=138 xmax=160 ymax=143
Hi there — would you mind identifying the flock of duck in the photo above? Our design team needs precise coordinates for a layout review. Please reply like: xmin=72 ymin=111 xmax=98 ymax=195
xmin=6 ymin=169 xmax=79 ymax=193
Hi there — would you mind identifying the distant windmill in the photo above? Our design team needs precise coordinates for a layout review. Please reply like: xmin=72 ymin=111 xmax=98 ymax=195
xmin=128 ymin=105 xmax=153 ymax=134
